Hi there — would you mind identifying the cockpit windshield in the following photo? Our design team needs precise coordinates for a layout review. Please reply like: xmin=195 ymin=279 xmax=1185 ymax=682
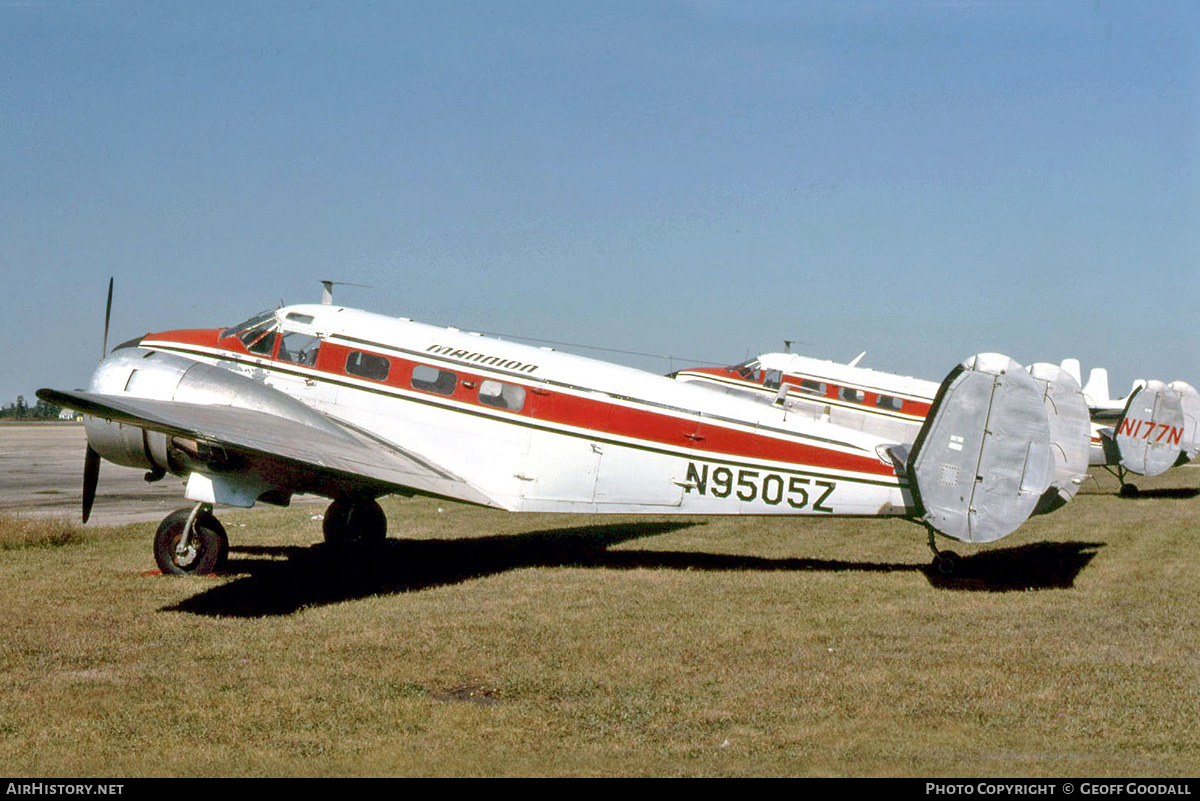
xmin=732 ymin=359 xmax=761 ymax=380
xmin=220 ymin=310 xmax=280 ymax=355
xmin=220 ymin=310 xmax=277 ymax=340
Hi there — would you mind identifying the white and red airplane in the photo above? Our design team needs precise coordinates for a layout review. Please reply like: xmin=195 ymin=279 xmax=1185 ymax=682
xmin=674 ymin=350 xmax=1199 ymax=500
xmin=40 ymin=286 xmax=1085 ymax=576
xmin=1058 ymin=359 xmax=1200 ymax=493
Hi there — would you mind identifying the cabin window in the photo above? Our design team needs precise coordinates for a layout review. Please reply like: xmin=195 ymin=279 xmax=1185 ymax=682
xmin=839 ymin=387 xmax=866 ymax=403
xmin=763 ymin=370 xmax=782 ymax=390
xmin=798 ymin=379 xmax=827 ymax=396
xmin=345 ymin=351 xmax=390 ymax=382
xmin=876 ymin=394 xmax=904 ymax=411
xmin=285 ymin=312 xmax=315 ymax=325
xmin=278 ymin=332 xmax=320 ymax=366
xmin=478 ymin=380 xmax=526 ymax=412
xmin=412 ymin=364 xmax=457 ymax=396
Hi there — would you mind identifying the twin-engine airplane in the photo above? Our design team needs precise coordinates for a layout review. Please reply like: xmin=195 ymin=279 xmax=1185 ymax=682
xmin=674 ymin=350 xmax=1199 ymax=500
xmin=41 ymin=286 xmax=1092 ymax=576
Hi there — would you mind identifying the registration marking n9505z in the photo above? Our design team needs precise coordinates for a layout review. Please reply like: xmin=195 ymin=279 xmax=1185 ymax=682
xmin=683 ymin=462 xmax=835 ymax=512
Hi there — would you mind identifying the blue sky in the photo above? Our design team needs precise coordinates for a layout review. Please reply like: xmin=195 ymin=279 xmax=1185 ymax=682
xmin=2 ymin=0 xmax=1196 ymax=405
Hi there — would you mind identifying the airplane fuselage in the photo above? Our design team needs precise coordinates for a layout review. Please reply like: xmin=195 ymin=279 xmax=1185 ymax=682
xmin=675 ymin=353 xmax=1129 ymax=464
xmin=98 ymin=305 xmax=913 ymax=518
xmin=675 ymin=352 xmax=1198 ymax=484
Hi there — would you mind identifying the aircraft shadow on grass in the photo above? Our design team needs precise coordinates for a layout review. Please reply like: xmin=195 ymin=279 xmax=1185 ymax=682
xmin=163 ymin=522 xmax=1107 ymax=617
xmin=1120 ymin=487 xmax=1200 ymax=500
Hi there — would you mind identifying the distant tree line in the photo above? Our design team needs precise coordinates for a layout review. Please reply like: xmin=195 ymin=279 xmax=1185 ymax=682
xmin=0 ymin=396 xmax=65 ymax=420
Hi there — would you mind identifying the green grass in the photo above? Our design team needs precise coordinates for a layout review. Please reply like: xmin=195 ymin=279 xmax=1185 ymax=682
xmin=0 ymin=468 xmax=1197 ymax=776
xmin=0 ymin=513 xmax=86 ymax=550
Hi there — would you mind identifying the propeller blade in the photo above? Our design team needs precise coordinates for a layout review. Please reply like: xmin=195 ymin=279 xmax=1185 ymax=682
xmin=101 ymin=277 xmax=113 ymax=359
xmin=81 ymin=278 xmax=113 ymax=523
xmin=82 ymin=444 xmax=100 ymax=524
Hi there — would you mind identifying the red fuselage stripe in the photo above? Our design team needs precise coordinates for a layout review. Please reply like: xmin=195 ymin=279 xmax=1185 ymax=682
xmin=145 ymin=329 xmax=898 ymax=478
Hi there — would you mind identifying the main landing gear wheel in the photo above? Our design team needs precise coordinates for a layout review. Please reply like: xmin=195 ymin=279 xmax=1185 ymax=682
xmin=1118 ymin=483 xmax=1140 ymax=499
xmin=154 ymin=505 xmax=228 ymax=576
xmin=323 ymin=497 xmax=387 ymax=547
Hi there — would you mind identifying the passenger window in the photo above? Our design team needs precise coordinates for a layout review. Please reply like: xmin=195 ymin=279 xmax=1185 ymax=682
xmin=412 ymin=364 xmax=457 ymax=395
xmin=799 ymin=380 xmax=827 ymax=396
xmin=346 ymin=351 xmax=390 ymax=381
xmin=278 ymin=332 xmax=321 ymax=366
xmin=876 ymin=395 xmax=904 ymax=411
xmin=839 ymin=387 xmax=866 ymax=403
xmin=763 ymin=370 xmax=782 ymax=390
xmin=478 ymin=380 xmax=526 ymax=411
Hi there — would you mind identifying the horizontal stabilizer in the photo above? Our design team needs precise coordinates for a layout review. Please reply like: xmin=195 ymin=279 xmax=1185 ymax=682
xmin=1027 ymin=362 xmax=1091 ymax=514
xmin=908 ymin=353 xmax=1055 ymax=544
xmin=1109 ymin=380 xmax=1185 ymax=477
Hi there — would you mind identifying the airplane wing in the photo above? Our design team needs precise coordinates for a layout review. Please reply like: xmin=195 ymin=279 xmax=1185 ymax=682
xmin=38 ymin=388 xmax=505 ymax=509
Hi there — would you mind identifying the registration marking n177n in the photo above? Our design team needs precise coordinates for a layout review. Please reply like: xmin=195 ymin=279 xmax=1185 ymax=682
xmin=1117 ymin=417 xmax=1184 ymax=445
xmin=683 ymin=462 xmax=835 ymax=512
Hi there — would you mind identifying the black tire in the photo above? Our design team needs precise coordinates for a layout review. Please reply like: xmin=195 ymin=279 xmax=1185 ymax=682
xmin=154 ymin=507 xmax=228 ymax=576
xmin=323 ymin=497 xmax=387 ymax=546
xmin=934 ymin=550 xmax=960 ymax=576
xmin=1118 ymin=483 xmax=1140 ymax=499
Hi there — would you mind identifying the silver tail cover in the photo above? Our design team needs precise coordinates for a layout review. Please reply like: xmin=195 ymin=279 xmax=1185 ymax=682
xmin=908 ymin=353 xmax=1056 ymax=544
xmin=1026 ymin=362 xmax=1091 ymax=514
xmin=1168 ymin=380 xmax=1200 ymax=463
xmin=1111 ymin=380 xmax=1184 ymax=476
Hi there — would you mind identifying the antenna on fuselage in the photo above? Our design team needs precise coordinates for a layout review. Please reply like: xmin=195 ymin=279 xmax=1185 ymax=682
xmin=782 ymin=339 xmax=812 ymax=353
xmin=320 ymin=280 xmax=371 ymax=305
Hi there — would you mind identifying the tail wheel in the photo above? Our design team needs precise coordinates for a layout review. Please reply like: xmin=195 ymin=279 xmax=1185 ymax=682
xmin=933 ymin=550 xmax=961 ymax=576
xmin=154 ymin=507 xmax=228 ymax=575
xmin=323 ymin=497 xmax=387 ymax=546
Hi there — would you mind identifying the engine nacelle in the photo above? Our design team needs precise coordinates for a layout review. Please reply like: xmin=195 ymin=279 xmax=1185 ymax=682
xmin=82 ymin=346 xmax=345 ymax=481
xmin=83 ymin=417 xmax=172 ymax=473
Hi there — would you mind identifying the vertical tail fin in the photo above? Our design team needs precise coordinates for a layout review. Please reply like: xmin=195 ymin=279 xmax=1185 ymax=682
xmin=1027 ymin=363 xmax=1091 ymax=514
xmin=908 ymin=353 xmax=1057 ymax=544
xmin=1061 ymin=358 xmax=1082 ymax=387
xmin=1167 ymin=380 xmax=1200 ymax=463
xmin=1082 ymin=367 xmax=1112 ymax=408
xmin=1109 ymin=380 xmax=1185 ymax=476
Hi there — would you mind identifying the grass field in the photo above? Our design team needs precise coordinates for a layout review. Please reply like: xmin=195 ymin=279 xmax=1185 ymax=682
xmin=0 ymin=467 xmax=1197 ymax=777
